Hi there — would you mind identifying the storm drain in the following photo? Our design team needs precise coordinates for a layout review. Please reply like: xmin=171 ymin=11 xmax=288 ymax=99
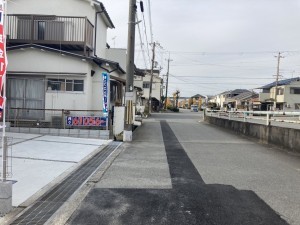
xmin=10 ymin=142 xmax=121 ymax=225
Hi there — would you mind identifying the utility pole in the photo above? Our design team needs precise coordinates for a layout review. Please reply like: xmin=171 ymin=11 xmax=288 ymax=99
xmin=123 ymin=0 xmax=137 ymax=142
xmin=148 ymin=42 xmax=156 ymax=113
xmin=273 ymin=52 xmax=284 ymax=110
xmin=164 ymin=55 xmax=172 ymax=109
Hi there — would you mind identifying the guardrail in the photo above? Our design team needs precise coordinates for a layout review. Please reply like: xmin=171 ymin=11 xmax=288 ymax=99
xmin=206 ymin=110 xmax=300 ymax=126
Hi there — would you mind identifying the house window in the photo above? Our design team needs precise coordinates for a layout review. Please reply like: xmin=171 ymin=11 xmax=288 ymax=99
xmin=7 ymin=77 xmax=45 ymax=120
xmin=38 ymin=21 xmax=46 ymax=40
xmin=277 ymin=88 xmax=284 ymax=95
xmin=295 ymin=103 xmax=300 ymax=109
xmin=47 ymin=79 xmax=84 ymax=92
xmin=290 ymin=87 xmax=300 ymax=94
xmin=143 ymin=82 xmax=150 ymax=88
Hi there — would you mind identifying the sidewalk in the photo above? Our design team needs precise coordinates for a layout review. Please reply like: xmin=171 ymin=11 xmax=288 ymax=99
xmin=96 ymin=120 xmax=171 ymax=189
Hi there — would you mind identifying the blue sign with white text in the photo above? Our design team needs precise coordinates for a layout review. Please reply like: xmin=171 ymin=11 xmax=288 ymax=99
xmin=102 ymin=72 xmax=109 ymax=114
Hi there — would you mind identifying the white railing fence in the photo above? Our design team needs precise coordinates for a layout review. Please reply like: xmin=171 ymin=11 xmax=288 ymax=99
xmin=205 ymin=110 xmax=300 ymax=126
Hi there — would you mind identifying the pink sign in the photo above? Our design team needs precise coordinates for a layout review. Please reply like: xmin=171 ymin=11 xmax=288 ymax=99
xmin=0 ymin=1 xmax=6 ymax=109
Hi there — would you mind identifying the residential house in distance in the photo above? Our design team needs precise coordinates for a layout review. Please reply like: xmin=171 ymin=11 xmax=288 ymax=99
xmin=6 ymin=0 xmax=126 ymax=129
xmin=178 ymin=94 xmax=206 ymax=109
xmin=258 ymin=77 xmax=300 ymax=111
xmin=215 ymin=89 xmax=251 ymax=109
xmin=190 ymin=94 xmax=206 ymax=109
xmin=178 ymin=97 xmax=189 ymax=108
xmin=139 ymin=69 xmax=163 ymax=111
xmin=231 ymin=91 xmax=259 ymax=110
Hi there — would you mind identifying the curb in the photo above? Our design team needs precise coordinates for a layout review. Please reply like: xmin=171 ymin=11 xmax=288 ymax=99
xmin=45 ymin=142 xmax=124 ymax=225
xmin=0 ymin=142 xmax=112 ymax=225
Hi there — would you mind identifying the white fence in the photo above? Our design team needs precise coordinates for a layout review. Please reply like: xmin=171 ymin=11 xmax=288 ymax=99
xmin=206 ymin=110 xmax=300 ymax=126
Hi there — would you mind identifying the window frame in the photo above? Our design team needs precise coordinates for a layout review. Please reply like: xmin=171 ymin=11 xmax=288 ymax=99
xmin=47 ymin=78 xmax=84 ymax=92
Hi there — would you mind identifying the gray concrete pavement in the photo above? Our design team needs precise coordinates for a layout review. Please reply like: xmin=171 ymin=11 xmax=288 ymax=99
xmin=96 ymin=121 xmax=172 ymax=189
xmin=67 ymin=109 xmax=300 ymax=225
xmin=169 ymin=113 xmax=300 ymax=225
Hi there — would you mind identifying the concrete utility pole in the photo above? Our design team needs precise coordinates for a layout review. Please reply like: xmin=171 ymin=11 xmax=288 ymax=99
xmin=273 ymin=52 xmax=284 ymax=110
xmin=148 ymin=42 xmax=156 ymax=113
xmin=123 ymin=0 xmax=137 ymax=142
xmin=164 ymin=55 xmax=172 ymax=109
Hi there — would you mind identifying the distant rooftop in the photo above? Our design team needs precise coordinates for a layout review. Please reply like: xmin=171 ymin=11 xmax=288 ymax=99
xmin=232 ymin=91 xmax=259 ymax=101
xmin=219 ymin=89 xmax=251 ymax=95
xmin=191 ymin=94 xmax=205 ymax=98
xmin=259 ymin=77 xmax=300 ymax=89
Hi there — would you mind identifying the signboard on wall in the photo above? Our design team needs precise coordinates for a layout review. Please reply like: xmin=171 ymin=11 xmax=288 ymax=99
xmin=102 ymin=72 xmax=109 ymax=115
xmin=66 ymin=116 xmax=107 ymax=127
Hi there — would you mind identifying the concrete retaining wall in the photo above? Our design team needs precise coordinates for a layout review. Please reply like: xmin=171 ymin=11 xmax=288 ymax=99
xmin=7 ymin=127 xmax=110 ymax=140
xmin=205 ymin=116 xmax=300 ymax=154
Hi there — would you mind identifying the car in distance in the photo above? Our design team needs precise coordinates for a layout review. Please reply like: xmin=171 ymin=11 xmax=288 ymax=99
xmin=191 ymin=105 xmax=199 ymax=112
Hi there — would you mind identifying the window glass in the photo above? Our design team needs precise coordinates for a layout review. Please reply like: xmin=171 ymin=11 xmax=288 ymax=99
xmin=143 ymin=83 xmax=150 ymax=88
xmin=38 ymin=21 xmax=45 ymax=40
xmin=291 ymin=88 xmax=300 ymax=94
xmin=47 ymin=79 xmax=83 ymax=92
xmin=66 ymin=80 xmax=73 ymax=91
xmin=74 ymin=80 xmax=84 ymax=91
xmin=48 ymin=79 xmax=64 ymax=91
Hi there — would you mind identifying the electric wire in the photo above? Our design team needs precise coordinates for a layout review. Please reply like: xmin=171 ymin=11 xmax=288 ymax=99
xmin=136 ymin=13 xmax=148 ymax=69
xmin=141 ymin=9 xmax=151 ymax=66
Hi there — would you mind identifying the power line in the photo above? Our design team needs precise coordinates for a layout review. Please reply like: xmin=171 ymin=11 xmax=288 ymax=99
xmin=162 ymin=50 xmax=300 ymax=55
xmin=147 ymin=0 xmax=154 ymax=43
xmin=141 ymin=9 xmax=151 ymax=66
xmin=136 ymin=13 xmax=148 ymax=69
xmin=167 ymin=82 xmax=264 ymax=85
xmin=169 ymin=75 xmax=276 ymax=79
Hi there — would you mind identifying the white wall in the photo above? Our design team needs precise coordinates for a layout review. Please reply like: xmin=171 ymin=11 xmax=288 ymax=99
xmin=142 ymin=74 xmax=162 ymax=100
xmin=106 ymin=48 xmax=127 ymax=69
xmin=95 ymin=16 xmax=108 ymax=58
xmin=284 ymin=82 xmax=300 ymax=110
xmin=7 ymin=48 xmax=112 ymax=115
xmin=8 ymin=48 xmax=89 ymax=74
xmin=8 ymin=0 xmax=96 ymax=24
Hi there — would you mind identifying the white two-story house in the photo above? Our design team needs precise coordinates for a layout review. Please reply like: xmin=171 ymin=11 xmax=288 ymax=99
xmin=259 ymin=77 xmax=300 ymax=111
xmin=6 ymin=0 xmax=126 ymax=127
xmin=140 ymin=69 xmax=163 ymax=111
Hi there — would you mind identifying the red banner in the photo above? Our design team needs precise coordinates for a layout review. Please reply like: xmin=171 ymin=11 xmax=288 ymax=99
xmin=0 ymin=1 xmax=7 ymax=109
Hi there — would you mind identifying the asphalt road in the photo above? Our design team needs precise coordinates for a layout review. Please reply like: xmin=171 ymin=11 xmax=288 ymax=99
xmin=67 ymin=109 xmax=300 ymax=225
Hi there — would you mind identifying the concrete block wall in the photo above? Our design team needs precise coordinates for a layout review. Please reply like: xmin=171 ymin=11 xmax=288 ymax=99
xmin=205 ymin=116 xmax=300 ymax=154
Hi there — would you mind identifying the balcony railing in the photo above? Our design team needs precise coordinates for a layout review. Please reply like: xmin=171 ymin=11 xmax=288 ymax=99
xmin=7 ymin=14 xmax=94 ymax=54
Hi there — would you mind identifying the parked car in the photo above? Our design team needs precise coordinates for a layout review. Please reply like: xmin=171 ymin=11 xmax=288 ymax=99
xmin=191 ymin=105 xmax=199 ymax=112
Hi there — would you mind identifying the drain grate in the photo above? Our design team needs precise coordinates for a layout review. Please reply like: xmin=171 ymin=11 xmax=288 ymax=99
xmin=10 ymin=142 xmax=121 ymax=225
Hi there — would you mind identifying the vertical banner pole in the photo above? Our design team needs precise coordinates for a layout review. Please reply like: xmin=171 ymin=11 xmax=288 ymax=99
xmin=1 ymin=0 xmax=8 ymax=181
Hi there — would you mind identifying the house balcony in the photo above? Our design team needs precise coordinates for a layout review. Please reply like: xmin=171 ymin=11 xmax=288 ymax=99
xmin=259 ymin=92 xmax=270 ymax=102
xmin=7 ymin=14 xmax=94 ymax=55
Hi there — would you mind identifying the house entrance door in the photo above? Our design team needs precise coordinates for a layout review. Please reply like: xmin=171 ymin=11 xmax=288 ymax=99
xmin=7 ymin=76 xmax=45 ymax=120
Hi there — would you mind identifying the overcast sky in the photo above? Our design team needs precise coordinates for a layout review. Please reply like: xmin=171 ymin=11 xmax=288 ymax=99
xmin=102 ymin=0 xmax=300 ymax=97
